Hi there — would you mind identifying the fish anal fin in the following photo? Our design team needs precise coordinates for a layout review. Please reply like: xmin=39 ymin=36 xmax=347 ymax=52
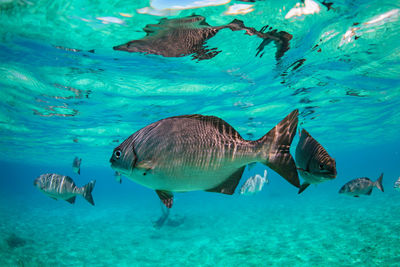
xmin=156 ymin=190 xmax=174 ymax=208
xmin=366 ymin=188 xmax=373 ymax=195
xmin=66 ymin=196 xmax=76 ymax=204
xmin=206 ymin=166 xmax=245 ymax=195
xmin=298 ymin=182 xmax=311 ymax=194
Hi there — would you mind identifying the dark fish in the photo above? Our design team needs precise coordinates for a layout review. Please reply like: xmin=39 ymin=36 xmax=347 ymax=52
xmin=54 ymin=46 xmax=95 ymax=53
xmin=72 ymin=156 xmax=82 ymax=175
xmin=34 ymin=173 xmax=96 ymax=205
xmin=295 ymin=129 xmax=337 ymax=194
xmin=115 ymin=171 xmax=122 ymax=184
xmin=339 ymin=173 xmax=384 ymax=197
xmin=110 ymin=110 xmax=300 ymax=208
xmin=113 ymin=15 xmax=292 ymax=60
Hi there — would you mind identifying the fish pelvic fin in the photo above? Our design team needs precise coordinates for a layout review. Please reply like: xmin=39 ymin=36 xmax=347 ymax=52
xmin=375 ymin=173 xmax=384 ymax=192
xmin=206 ymin=166 xmax=246 ymax=195
xmin=298 ymin=182 xmax=310 ymax=194
xmin=156 ymin=190 xmax=173 ymax=209
xmin=83 ymin=180 xmax=96 ymax=206
xmin=258 ymin=109 xmax=300 ymax=188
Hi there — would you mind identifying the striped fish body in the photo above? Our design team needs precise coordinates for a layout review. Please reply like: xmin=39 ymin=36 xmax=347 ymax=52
xmin=34 ymin=173 xmax=96 ymax=205
xmin=295 ymin=129 xmax=336 ymax=194
xmin=110 ymin=111 xmax=300 ymax=206
xmin=34 ymin=174 xmax=82 ymax=200
xmin=339 ymin=174 xmax=384 ymax=197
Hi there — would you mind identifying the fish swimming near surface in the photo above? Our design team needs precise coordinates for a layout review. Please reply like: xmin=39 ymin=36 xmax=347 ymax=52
xmin=339 ymin=173 xmax=384 ymax=197
xmin=394 ymin=177 xmax=400 ymax=191
xmin=295 ymin=129 xmax=337 ymax=194
xmin=34 ymin=173 xmax=96 ymax=205
xmin=115 ymin=171 xmax=122 ymax=184
xmin=240 ymin=169 xmax=268 ymax=195
xmin=72 ymin=156 xmax=82 ymax=175
xmin=113 ymin=15 xmax=292 ymax=60
xmin=110 ymin=110 xmax=300 ymax=208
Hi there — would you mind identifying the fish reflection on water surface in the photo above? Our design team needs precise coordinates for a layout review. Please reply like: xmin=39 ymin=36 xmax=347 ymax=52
xmin=113 ymin=15 xmax=292 ymax=60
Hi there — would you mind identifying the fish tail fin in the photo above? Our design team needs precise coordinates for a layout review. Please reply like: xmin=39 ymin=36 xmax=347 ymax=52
xmin=375 ymin=173 xmax=384 ymax=192
xmin=82 ymin=180 xmax=96 ymax=206
xmin=257 ymin=109 xmax=300 ymax=188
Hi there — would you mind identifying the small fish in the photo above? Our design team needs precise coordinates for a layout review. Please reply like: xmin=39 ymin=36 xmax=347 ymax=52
xmin=394 ymin=177 xmax=400 ymax=191
xmin=240 ymin=169 xmax=268 ymax=195
xmin=34 ymin=173 xmax=96 ymax=205
xmin=295 ymin=129 xmax=337 ymax=194
xmin=339 ymin=173 xmax=384 ymax=197
xmin=115 ymin=171 xmax=122 ymax=184
xmin=110 ymin=110 xmax=300 ymax=208
xmin=72 ymin=156 xmax=82 ymax=175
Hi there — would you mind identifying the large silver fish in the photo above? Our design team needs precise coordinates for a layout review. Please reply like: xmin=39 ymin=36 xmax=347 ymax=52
xmin=72 ymin=156 xmax=82 ymax=175
xmin=110 ymin=110 xmax=300 ymax=208
xmin=34 ymin=173 xmax=96 ymax=205
xmin=339 ymin=173 xmax=384 ymax=197
xmin=295 ymin=129 xmax=337 ymax=194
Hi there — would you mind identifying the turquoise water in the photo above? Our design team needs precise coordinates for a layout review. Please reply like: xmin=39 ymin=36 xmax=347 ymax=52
xmin=1 ymin=0 xmax=400 ymax=266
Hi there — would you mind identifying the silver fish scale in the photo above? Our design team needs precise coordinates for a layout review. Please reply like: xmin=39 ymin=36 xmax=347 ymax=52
xmin=39 ymin=174 xmax=79 ymax=195
xmin=348 ymin=177 xmax=373 ymax=190
xmin=126 ymin=115 xmax=259 ymax=174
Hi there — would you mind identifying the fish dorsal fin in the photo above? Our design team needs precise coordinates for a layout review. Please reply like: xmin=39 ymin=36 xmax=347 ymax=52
xmin=156 ymin=190 xmax=174 ymax=208
xmin=66 ymin=196 xmax=76 ymax=204
xmin=171 ymin=114 xmax=242 ymax=139
xmin=206 ymin=166 xmax=246 ymax=195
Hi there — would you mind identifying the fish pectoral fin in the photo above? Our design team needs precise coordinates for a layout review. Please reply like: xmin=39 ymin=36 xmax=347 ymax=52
xmin=66 ymin=196 xmax=76 ymax=204
xmin=298 ymin=182 xmax=311 ymax=194
xmin=156 ymin=190 xmax=174 ymax=209
xmin=206 ymin=166 xmax=246 ymax=195
xmin=136 ymin=160 xmax=155 ymax=170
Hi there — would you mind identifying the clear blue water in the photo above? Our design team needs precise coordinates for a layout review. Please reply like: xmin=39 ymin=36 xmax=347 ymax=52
xmin=1 ymin=0 xmax=400 ymax=266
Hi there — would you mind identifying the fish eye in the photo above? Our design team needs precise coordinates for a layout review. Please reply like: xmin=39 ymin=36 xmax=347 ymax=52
xmin=114 ymin=150 xmax=122 ymax=159
xmin=319 ymin=164 xmax=324 ymax=170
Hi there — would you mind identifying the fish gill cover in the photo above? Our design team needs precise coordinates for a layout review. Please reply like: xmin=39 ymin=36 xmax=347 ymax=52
xmin=0 ymin=0 xmax=400 ymax=266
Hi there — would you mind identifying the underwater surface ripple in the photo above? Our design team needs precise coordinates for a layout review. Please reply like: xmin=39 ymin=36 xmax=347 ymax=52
xmin=1 ymin=0 xmax=400 ymax=266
